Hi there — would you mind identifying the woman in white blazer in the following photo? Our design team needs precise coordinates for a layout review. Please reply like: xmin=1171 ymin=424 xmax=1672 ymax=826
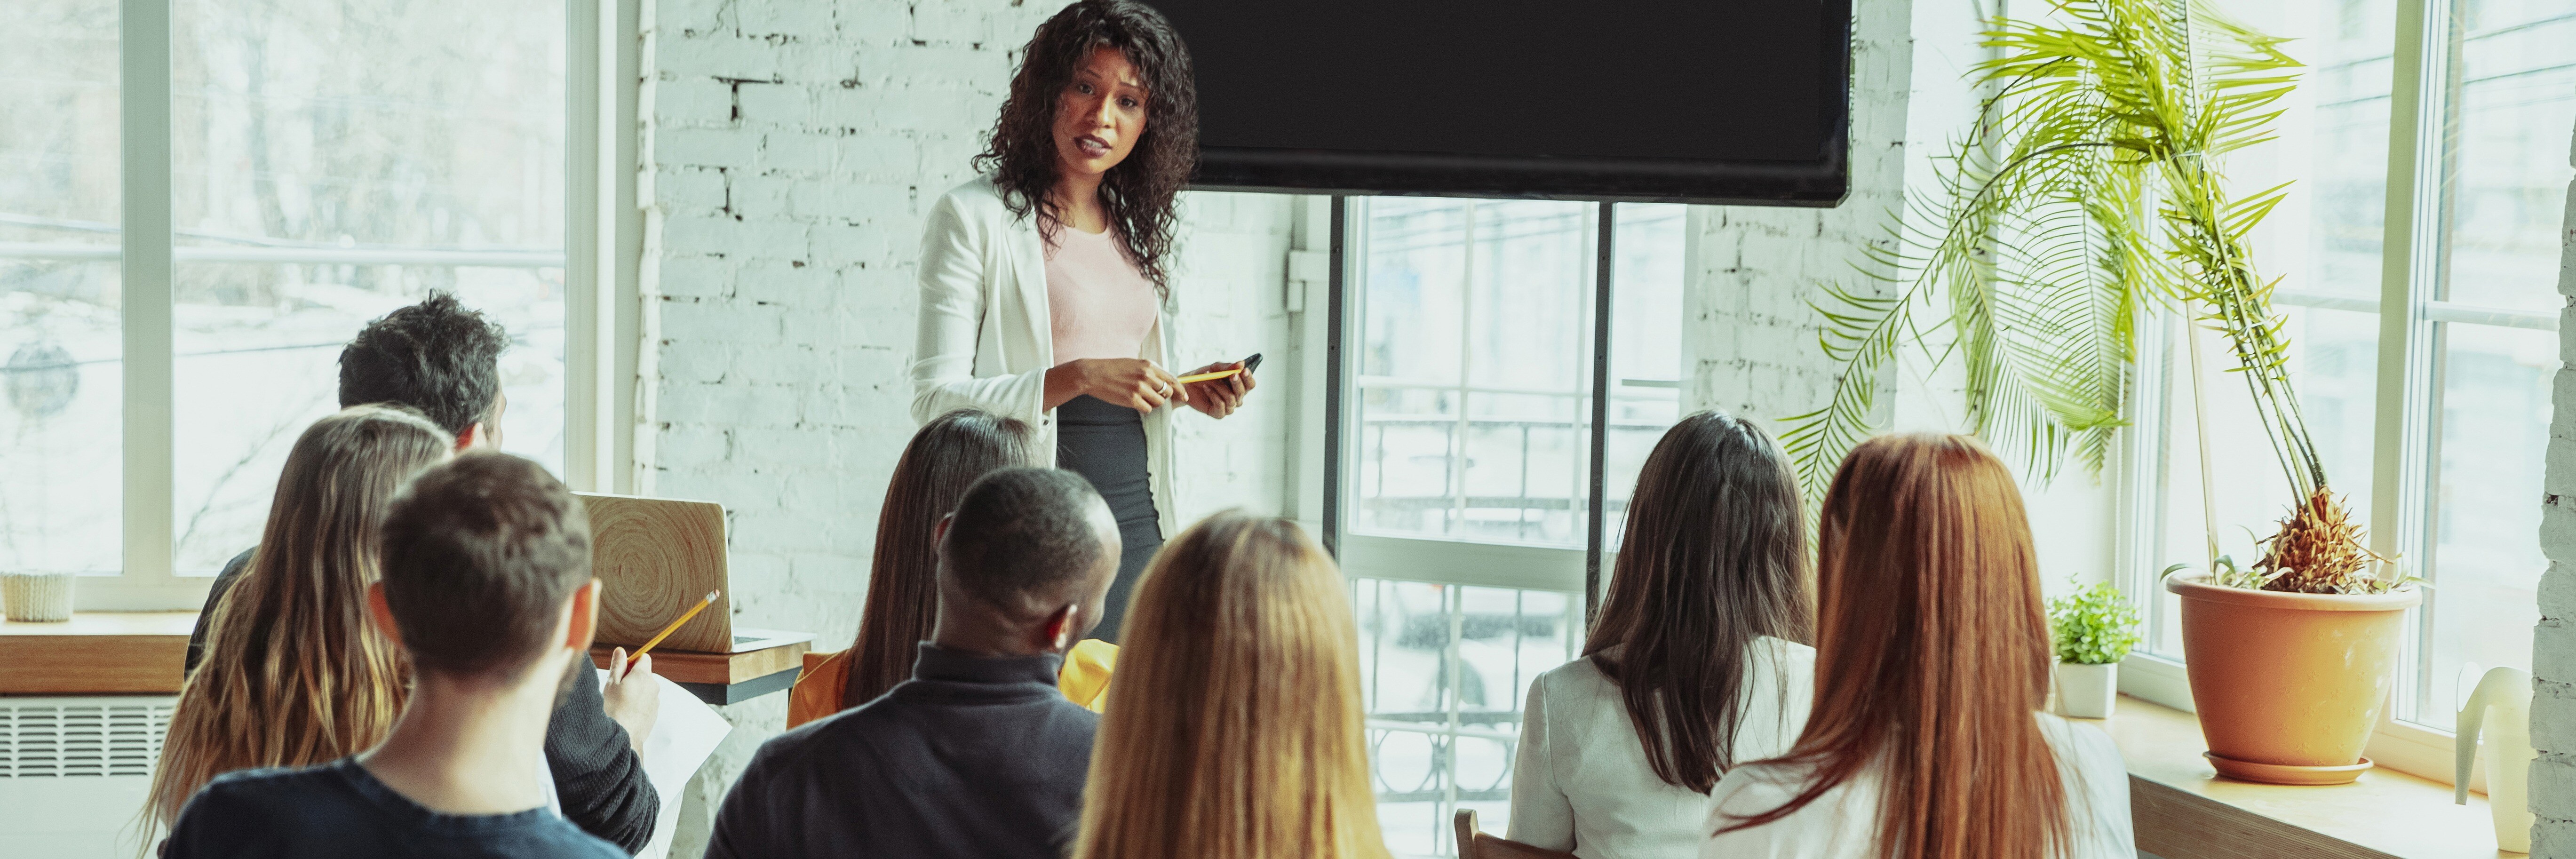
xmin=1508 ymin=411 xmax=1819 ymax=858
xmin=911 ymin=0 xmax=1250 ymax=643
xmin=1701 ymin=434 xmax=2133 ymax=859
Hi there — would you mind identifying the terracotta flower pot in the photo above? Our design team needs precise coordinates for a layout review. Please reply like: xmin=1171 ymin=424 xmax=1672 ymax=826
xmin=2165 ymin=572 xmax=2421 ymax=785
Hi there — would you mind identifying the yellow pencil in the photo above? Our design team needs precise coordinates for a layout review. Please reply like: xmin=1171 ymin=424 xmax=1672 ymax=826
xmin=632 ymin=590 xmax=719 ymax=659
xmin=1175 ymin=367 xmax=1243 ymax=384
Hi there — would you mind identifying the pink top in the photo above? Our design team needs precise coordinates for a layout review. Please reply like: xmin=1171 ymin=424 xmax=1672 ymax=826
xmin=1043 ymin=225 xmax=1159 ymax=366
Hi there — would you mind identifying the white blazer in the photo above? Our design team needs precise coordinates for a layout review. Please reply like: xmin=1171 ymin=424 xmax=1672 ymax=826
xmin=1699 ymin=713 xmax=2136 ymax=859
xmin=1508 ymin=638 xmax=1818 ymax=859
xmin=909 ymin=175 xmax=1181 ymax=538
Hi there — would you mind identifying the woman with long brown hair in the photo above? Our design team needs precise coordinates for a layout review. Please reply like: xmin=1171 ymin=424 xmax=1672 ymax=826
xmin=1510 ymin=411 xmax=1815 ymax=857
xmin=1069 ymin=513 xmax=1389 ymax=859
xmin=142 ymin=405 xmax=453 ymax=835
xmin=786 ymin=408 xmax=1119 ymax=728
xmin=1701 ymin=434 xmax=2132 ymax=859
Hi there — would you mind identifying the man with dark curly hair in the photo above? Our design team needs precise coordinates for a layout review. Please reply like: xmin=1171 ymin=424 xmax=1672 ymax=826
xmin=182 ymin=292 xmax=662 ymax=853
xmin=188 ymin=292 xmax=511 ymax=675
xmin=334 ymin=291 xmax=514 ymax=448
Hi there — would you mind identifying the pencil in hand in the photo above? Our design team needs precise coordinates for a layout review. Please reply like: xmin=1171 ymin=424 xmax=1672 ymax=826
xmin=633 ymin=589 xmax=719 ymax=659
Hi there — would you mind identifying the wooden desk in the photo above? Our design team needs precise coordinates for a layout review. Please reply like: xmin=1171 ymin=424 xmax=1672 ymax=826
xmin=0 ymin=611 xmax=807 ymax=708
xmin=588 ymin=641 xmax=809 ymax=706
xmin=0 ymin=613 xmax=195 ymax=694
xmin=2093 ymin=695 xmax=2508 ymax=859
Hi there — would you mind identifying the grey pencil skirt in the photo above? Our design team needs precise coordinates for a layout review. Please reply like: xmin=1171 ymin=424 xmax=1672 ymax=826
xmin=1053 ymin=394 xmax=1164 ymax=644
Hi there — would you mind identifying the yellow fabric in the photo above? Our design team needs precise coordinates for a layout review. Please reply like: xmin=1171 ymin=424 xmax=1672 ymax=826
xmin=1059 ymin=639 xmax=1117 ymax=713
xmin=786 ymin=640 xmax=1118 ymax=729
xmin=786 ymin=650 xmax=845 ymax=730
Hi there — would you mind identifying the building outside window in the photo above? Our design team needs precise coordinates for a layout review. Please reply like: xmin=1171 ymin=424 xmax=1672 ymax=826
xmin=1339 ymin=198 xmax=1684 ymax=855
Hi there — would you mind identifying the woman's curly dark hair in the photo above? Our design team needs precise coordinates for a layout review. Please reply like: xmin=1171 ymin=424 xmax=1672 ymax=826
xmin=974 ymin=0 xmax=1198 ymax=295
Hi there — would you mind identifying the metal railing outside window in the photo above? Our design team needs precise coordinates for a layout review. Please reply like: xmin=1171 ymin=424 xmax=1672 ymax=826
xmin=1328 ymin=197 xmax=1685 ymax=856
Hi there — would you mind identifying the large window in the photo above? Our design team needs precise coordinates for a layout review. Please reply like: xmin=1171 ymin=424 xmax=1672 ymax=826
xmin=1335 ymin=198 xmax=1684 ymax=855
xmin=2125 ymin=0 xmax=2569 ymax=753
xmin=2 ymin=0 xmax=123 ymax=580
xmin=1 ymin=0 xmax=582 ymax=606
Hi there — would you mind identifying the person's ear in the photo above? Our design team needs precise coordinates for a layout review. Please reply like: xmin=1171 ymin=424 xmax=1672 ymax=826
xmin=934 ymin=513 xmax=954 ymax=546
xmin=562 ymin=579 xmax=602 ymax=652
xmin=366 ymin=581 xmax=402 ymax=644
xmin=1040 ymin=601 xmax=1081 ymax=654
xmin=452 ymin=422 xmax=485 ymax=453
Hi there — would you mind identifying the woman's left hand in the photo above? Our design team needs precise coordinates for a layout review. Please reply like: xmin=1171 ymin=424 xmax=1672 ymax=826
xmin=1181 ymin=359 xmax=1256 ymax=419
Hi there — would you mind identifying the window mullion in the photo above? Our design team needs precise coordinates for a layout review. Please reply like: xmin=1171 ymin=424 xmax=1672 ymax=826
xmin=120 ymin=0 xmax=175 ymax=591
xmin=2116 ymin=308 xmax=2175 ymax=652
xmin=564 ymin=0 xmax=604 ymax=493
xmin=1584 ymin=204 xmax=1612 ymax=623
xmin=2371 ymin=0 xmax=2452 ymax=722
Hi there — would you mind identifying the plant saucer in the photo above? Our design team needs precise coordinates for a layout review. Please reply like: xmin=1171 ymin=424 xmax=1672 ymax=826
xmin=2204 ymin=751 xmax=2374 ymax=786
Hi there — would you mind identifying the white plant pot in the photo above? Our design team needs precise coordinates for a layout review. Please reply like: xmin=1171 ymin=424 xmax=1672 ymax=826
xmin=2055 ymin=661 xmax=2117 ymax=719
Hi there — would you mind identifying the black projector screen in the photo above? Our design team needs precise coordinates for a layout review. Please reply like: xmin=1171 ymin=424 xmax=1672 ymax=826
xmin=1149 ymin=0 xmax=1852 ymax=206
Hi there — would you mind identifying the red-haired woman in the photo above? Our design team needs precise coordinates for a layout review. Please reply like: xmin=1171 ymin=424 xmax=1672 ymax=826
xmin=1701 ymin=434 xmax=2132 ymax=859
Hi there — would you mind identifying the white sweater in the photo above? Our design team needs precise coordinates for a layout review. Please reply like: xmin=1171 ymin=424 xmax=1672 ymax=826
xmin=1508 ymin=638 xmax=1817 ymax=859
xmin=1698 ymin=714 xmax=2135 ymax=859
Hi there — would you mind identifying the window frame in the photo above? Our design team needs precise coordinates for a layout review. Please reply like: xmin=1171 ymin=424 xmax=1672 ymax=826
xmin=1308 ymin=196 xmax=1680 ymax=855
xmin=2115 ymin=0 xmax=2567 ymax=788
xmin=67 ymin=0 xmax=641 ymax=611
xmin=1319 ymin=196 xmax=1652 ymax=613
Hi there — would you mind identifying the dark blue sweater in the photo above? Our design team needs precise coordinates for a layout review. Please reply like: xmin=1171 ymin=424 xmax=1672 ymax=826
xmin=705 ymin=643 xmax=1100 ymax=859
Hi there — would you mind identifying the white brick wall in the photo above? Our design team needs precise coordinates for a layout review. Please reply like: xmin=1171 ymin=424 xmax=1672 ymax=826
xmin=1681 ymin=0 xmax=1913 ymax=428
xmin=2534 ymin=115 xmax=2576 ymax=857
xmin=637 ymin=1 xmax=1295 ymax=853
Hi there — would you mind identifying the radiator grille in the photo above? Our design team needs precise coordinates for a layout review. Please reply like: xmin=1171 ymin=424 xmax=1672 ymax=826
xmin=0 ymin=699 xmax=173 ymax=778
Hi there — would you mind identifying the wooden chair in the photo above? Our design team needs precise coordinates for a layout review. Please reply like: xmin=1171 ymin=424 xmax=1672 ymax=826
xmin=1454 ymin=809 xmax=1579 ymax=859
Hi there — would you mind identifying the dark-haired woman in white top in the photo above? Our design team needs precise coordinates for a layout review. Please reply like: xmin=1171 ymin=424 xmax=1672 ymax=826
xmin=1509 ymin=411 xmax=1817 ymax=858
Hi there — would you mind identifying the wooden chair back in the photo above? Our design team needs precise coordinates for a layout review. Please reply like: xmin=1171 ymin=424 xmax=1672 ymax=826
xmin=1454 ymin=809 xmax=1579 ymax=859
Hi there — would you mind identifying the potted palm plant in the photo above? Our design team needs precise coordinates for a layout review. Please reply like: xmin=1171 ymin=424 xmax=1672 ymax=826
xmin=2048 ymin=580 xmax=2142 ymax=719
xmin=1783 ymin=0 xmax=2417 ymax=785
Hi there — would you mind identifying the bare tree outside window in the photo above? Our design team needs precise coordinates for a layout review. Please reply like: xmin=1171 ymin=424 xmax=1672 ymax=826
xmin=0 ymin=0 xmax=569 ymax=575
xmin=1 ymin=0 xmax=124 ymax=574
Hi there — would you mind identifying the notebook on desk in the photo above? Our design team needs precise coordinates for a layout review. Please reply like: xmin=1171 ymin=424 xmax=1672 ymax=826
xmin=724 ymin=629 xmax=814 ymax=653
xmin=576 ymin=493 xmax=811 ymax=654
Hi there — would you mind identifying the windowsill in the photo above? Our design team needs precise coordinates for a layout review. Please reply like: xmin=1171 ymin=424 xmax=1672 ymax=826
xmin=2088 ymin=695 xmax=2511 ymax=859
xmin=0 ymin=611 xmax=197 ymax=695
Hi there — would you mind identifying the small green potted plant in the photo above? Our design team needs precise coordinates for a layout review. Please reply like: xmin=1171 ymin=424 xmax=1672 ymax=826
xmin=2048 ymin=579 xmax=2142 ymax=719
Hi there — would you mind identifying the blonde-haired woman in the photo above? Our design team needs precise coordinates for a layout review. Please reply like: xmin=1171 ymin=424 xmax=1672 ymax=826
xmin=1069 ymin=512 xmax=1389 ymax=859
xmin=142 ymin=405 xmax=452 ymax=835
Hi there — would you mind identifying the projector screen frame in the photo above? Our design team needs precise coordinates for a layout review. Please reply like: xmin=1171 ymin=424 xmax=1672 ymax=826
xmin=1180 ymin=0 xmax=1854 ymax=207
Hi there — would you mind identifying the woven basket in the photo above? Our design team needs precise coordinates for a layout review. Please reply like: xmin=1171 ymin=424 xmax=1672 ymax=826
xmin=1 ymin=572 xmax=76 ymax=622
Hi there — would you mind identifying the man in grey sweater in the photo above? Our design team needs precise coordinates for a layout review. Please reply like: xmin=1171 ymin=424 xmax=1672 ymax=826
xmin=704 ymin=468 xmax=1121 ymax=859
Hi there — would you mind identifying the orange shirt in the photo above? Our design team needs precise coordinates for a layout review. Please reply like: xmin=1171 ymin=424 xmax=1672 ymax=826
xmin=787 ymin=639 xmax=1118 ymax=729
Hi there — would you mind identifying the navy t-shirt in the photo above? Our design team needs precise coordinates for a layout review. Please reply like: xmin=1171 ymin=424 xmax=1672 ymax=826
xmin=163 ymin=758 xmax=628 ymax=859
